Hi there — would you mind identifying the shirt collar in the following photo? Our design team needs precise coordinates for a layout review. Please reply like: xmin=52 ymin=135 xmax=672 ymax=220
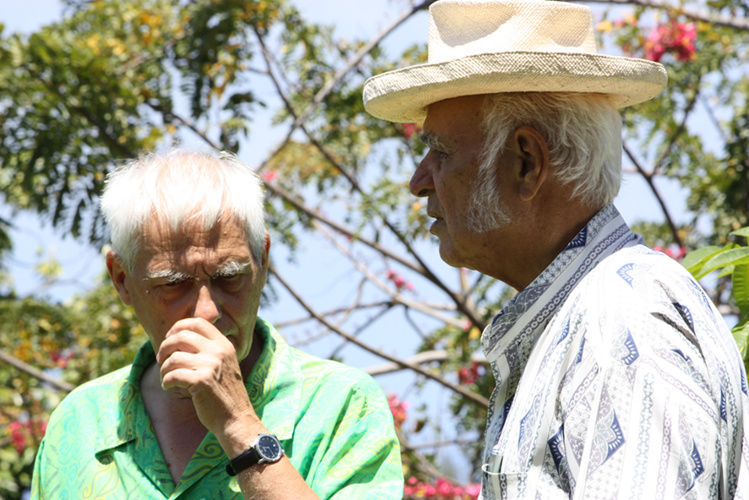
xmin=480 ymin=204 xmax=640 ymax=361
xmin=479 ymin=205 xmax=641 ymax=462
xmin=95 ymin=316 xmax=301 ymax=456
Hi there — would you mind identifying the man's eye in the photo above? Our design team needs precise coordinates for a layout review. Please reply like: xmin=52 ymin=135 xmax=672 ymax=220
xmin=162 ymin=279 xmax=188 ymax=289
xmin=430 ymin=148 xmax=450 ymax=162
xmin=214 ymin=274 xmax=244 ymax=289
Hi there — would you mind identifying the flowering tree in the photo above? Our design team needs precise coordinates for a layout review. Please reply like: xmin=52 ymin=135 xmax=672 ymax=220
xmin=0 ymin=0 xmax=747 ymax=498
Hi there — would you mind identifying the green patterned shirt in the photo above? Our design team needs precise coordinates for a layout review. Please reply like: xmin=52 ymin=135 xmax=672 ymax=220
xmin=31 ymin=317 xmax=403 ymax=499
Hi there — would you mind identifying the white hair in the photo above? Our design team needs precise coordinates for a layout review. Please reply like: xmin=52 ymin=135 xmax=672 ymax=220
xmin=101 ymin=149 xmax=266 ymax=273
xmin=479 ymin=92 xmax=622 ymax=212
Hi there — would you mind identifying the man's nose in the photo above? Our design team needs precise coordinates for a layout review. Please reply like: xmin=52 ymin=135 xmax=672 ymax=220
xmin=409 ymin=153 xmax=435 ymax=197
xmin=193 ymin=283 xmax=222 ymax=324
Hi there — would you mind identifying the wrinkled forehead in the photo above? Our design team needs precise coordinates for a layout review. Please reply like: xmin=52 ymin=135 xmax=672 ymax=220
xmin=135 ymin=213 xmax=252 ymax=269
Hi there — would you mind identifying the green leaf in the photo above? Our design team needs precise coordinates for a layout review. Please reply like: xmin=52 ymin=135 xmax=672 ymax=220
xmin=732 ymin=319 xmax=749 ymax=365
xmin=731 ymin=227 xmax=749 ymax=239
xmin=682 ymin=245 xmax=723 ymax=275
xmin=733 ymin=264 xmax=749 ymax=319
xmin=695 ymin=247 xmax=749 ymax=280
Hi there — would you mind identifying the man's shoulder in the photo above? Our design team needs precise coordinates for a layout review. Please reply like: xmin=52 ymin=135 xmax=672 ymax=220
xmin=560 ymin=243 xmax=733 ymax=361
xmin=288 ymin=345 xmax=381 ymax=392
xmin=578 ymin=244 xmax=709 ymax=306
xmin=51 ymin=364 xmax=132 ymax=420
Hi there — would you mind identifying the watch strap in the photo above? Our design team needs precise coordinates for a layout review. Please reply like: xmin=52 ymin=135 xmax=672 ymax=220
xmin=226 ymin=446 xmax=262 ymax=476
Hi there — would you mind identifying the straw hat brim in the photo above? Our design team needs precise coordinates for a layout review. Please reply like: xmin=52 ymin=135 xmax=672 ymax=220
xmin=363 ymin=52 xmax=668 ymax=123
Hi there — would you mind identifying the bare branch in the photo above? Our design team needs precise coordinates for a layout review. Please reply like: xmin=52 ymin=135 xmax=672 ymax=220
xmin=262 ymin=180 xmax=427 ymax=273
xmin=654 ymin=87 xmax=700 ymax=175
xmin=623 ymin=142 xmax=684 ymax=247
xmin=145 ymin=100 xmax=222 ymax=151
xmin=0 ymin=350 xmax=75 ymax=393
xmin=270 ymin=262 xmax=490 ymax=408
xmin=318 ymin=222 xmax=468 ymax=329
xmin=275 ymin=300 xmax=396 ymax=329
xmin=252 ymin=22 xmax=487 ymax=330
xmin=364 ymin=349 xmax=487 ymax=376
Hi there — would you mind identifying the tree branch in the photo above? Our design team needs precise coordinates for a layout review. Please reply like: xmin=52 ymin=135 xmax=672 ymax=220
xmin=252 ymin=22 xmax=486 ymax=331
xmin=145 ymin=100 xmax=222 ymax=151
xmin=269 ymin=262 xmax=490 ymax=408
xmin=0 ymin=349 xmax=75 ymax=393
xmin=364 ymin=349 xmax=487 ymax=376
xmin=654 ymin=86 xmax=700 ymax=174
xmin=623 ymin=142 xmax=684 ymax=247
xmin=580 ymin=0 xmax=749 ymax=31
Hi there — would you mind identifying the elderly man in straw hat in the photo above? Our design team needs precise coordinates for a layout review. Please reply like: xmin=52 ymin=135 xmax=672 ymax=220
xmin=364 ymin=0 xmax=749 ymax=497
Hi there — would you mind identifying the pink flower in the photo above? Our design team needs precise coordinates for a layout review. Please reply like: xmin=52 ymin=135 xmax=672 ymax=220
xmin=387 ymin=393 xmax=410 ymax=429
xmin=436 ymin=477 xmax=455 ymax=496
xmin=458 ymin=362 xmax=482 ymax=385
xmin=423 ymin=483 xmax=437 ymax=498
xmin=644 ymin=20 xmax=696 ymax=62
xmin=402 ymin=123 xmax=421 ymax=140
xmin=464 ymin=483 xmax=482 ymax=499
xmin=385 ymin=269 xmax=414 ymax=292
xmin=261 ymin=170 xmax=278 ymax=182
xmin=653 ymin=245 xmax=688 ymax=262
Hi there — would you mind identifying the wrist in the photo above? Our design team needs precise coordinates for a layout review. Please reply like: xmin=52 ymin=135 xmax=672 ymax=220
xmin=225 ymin=433 xmax=284 ymax=476
xmin=215 ymin=410 xmax=265 ymax=458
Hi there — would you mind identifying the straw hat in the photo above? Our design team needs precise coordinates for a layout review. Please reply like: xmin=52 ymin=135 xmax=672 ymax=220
xmin=363 ymin=0 xmax=667 ymax=123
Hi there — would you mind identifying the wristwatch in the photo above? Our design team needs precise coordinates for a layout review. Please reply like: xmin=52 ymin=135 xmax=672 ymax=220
xmin=225 ymin=433 xmax=284 ymax=476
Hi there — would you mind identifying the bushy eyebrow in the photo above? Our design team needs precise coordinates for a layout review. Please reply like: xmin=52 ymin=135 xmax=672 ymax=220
xmin=211 ymin=261 xmax=251 ymax=278
xmin=144 ymin=269 xmax=191 ymax=282
xmin=419 ymin=131 xmax=454 ymax=153
xmin=144 ymin=261 xmax=252 ymax=282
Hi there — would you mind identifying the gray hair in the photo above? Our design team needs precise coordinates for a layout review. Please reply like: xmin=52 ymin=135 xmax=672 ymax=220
xmin=101 ymin=148 xmax=266 ymax=273
xmin=479 ymin=92 xmax=622 ymax=209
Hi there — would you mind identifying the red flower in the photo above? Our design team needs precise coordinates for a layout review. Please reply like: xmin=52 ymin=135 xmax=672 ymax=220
xmin=387 ymin=393 xmax=410 ymax=429
xmin=402 ymin=123 xmax=421 ymax=140
xmin=654 ymin=245 xmax=688 ymax=262
xmin=436 ymin=477 xmax=455 ymax=496
xmin=385 ymin=269 xmax=415 ymax=292
xmin=644 ymin=20 xmax=696 ymax=62
xmin=261 ymin=170 xmax=278 ymax=182
xmin=458 ymin=362 xmax=482 ymax=385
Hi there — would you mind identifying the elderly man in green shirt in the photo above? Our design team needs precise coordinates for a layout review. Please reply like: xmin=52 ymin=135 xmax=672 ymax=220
xmin=30 ymin=149 xmax=403 ymax=499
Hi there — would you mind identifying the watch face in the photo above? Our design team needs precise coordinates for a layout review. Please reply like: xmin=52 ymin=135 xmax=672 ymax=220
xmin=257 ymin=435 xmax=282 ymax=461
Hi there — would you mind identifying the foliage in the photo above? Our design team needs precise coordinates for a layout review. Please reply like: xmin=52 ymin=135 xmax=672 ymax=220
xmin=0 ymin=280 xmax=146 ymax=498
xmin=0 ymin=0 xmax=747 ymax=498
xmin=684 ymin=227 xmax=749 ymax=372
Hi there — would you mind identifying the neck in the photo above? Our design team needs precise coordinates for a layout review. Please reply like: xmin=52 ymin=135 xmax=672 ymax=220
xmin=491 ymin=198 xmax=601 ymax=291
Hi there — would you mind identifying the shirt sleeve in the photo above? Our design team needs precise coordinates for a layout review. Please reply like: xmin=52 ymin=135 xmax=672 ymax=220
xmin=292 ymin=369 xmax=404 ymax=499
xmin=29 ymin=437 xmax=46 ymax=500
xmin=545 ymin=263 xmax=743 ymax=498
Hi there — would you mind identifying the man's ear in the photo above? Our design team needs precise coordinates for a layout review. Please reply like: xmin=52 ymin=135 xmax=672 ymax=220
xmin=106 ymin=251 xmax=133 ymax=306
xmin=513 ymin=126 xmax=550 ymax=202
xmin=263 ymin=231 xmax=271 ymax=265
xmin=258 ymin=231 xmax=271 ymax=280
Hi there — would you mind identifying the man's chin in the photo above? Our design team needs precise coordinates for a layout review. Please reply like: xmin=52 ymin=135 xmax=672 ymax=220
xmin=438 ymin=244 xmax=465 ymax=270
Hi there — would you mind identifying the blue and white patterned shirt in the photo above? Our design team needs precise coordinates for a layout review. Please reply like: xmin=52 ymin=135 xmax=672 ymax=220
xmin=480 ymin=205 xmax=749 ymax=499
